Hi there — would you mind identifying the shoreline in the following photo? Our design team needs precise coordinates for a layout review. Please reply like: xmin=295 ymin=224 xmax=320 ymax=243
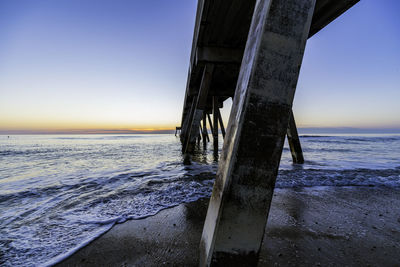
xmin=56 ymin=186 xmax=400 ymax=266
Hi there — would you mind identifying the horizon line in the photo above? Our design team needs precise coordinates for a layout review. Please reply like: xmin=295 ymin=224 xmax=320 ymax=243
xmin=1 ymin=126 xmax=400 ymax=135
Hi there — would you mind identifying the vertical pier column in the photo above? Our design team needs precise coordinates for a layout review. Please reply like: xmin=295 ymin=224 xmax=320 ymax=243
xmin=175 ymin=127 xmax=181 ymax=137
xmin=180 ymin=99 xmax=196 ymax=144
xmin=212 ymin=97 xmax=219 ymax=155
xmin=199 ymin=0 xmax=315 ymax=265
xmin=183 ymin=63 xmax=214 ymax=153
xmin=217 ymin=109 xmax=225 ymax=139
xmin=207 ymin=113 xmax=213 ymax=132
xmin=198 ymin=127 xmax=202 ymax=144
xmin=286 ymin=110 xmax=304 ymax=164
xmin=202 ymin=114 xmax=208 ymax=148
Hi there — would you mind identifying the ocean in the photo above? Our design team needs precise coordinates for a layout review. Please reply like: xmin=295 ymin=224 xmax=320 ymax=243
xmin=1 ymin=134 xmax=399 ymax=266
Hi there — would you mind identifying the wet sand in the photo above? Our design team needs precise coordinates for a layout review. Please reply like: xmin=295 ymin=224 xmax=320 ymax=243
xmin=57 ymin=186 xmax=400 ymax=266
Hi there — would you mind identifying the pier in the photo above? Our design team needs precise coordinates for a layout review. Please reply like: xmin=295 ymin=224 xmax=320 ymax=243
xmin=179 ymin=0 xmax=359 ymax=265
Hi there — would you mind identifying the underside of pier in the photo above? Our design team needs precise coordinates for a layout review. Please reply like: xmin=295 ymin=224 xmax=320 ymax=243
xmin=179 ymin=0 xmax=359 ymax=265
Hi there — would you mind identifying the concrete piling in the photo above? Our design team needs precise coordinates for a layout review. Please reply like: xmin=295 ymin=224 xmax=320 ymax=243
xmin=198 ymin=126 xmax=202 ymax=145
xmin=216 ymin=109 xmax=225 ymax=139
xmin=202 ymin=113 xmax=208 ymax=147
xmin=183 ymin=64 xmax=214 ymax=153
xmin=212 ymin=96 xmax=219 ymax=155
xmin=177 ymin=0 xmax=359 ymax=264
xmin=180 ymin=99 xmax=195 ymax=145
xmin=207 ymin=113 xmax=213 ymax=133
xmin=199 ymin=0 xmax=316 ymax=265
xmin=174 ymin=127 xmax=181 ymax=136
xmin=287 ymin=110 xmax=304 ymax=164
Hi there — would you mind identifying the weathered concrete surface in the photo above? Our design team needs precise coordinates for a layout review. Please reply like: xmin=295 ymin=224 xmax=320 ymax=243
xmin=199 ymin=0 xmax=316 ymax=265
xmin=56 ymin=187 xmax=400 ymax=267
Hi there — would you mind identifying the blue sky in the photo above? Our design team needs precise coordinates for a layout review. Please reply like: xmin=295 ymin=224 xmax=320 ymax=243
xmin=294 ymin=0 xmax=400 ymax=128
xmin=0 ymin=0 xmax=399 ymax=132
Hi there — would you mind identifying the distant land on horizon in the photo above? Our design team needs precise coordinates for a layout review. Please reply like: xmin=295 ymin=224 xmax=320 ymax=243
xmin=1 ymin=127 xmax=400 ymax=135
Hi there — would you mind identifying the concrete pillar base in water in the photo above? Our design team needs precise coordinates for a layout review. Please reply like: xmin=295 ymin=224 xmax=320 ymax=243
xmin=199 ymin=0 xmax=316 ymax=265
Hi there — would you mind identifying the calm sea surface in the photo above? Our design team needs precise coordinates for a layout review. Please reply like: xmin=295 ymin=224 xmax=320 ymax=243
xmin=1 ymin=134 xmax=400 ymax=266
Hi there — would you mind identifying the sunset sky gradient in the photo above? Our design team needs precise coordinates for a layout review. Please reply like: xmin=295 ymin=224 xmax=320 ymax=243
xmin=0 ymin=0 xmax=399 ymax=133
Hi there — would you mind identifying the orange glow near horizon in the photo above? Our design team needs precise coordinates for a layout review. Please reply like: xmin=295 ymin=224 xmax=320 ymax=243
xmin=0 ymin=113 xmax=181 ymax=132
xmin=1 ymin=95 xmax=400 ymax=133
xmin=0 ymin=124 xmax=178 ymax=133
xmin=0 ymin=118 xmax=179 ymax=133
xmin=2 ymin=113 xmax=400 ymax=134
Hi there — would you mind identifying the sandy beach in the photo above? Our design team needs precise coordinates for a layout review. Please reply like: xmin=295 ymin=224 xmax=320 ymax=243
xmin=56 ymin=186 xmax=400 ymax=266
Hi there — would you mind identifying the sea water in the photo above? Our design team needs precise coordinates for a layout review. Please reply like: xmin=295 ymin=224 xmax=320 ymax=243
xmin=0 ymin=134 xmax=399 ymax=266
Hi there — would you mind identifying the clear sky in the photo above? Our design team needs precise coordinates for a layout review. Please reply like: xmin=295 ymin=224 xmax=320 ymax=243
xmin=0 ymin=0 xmax=399 ymax=133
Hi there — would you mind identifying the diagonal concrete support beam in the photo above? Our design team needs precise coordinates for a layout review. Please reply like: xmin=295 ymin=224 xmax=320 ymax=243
xmin=212 ymin=97 xmax=219 ymax=155
xmin=207 ymin=113 xmax=213 ymax=131
xmin=183 ymin=63 xmax=214 ymax=153
xmin=180 ymin=98 xmax=196 ymax=143
xmin=287 ymin=110 xmax=304 ymax=164
xmin=216 ymin=108 xmax=226 ymax=139
xmin=199 ymin=0 xmax=316 ymax=265
xmin=202 ymin=113 xmax=209 ymax=147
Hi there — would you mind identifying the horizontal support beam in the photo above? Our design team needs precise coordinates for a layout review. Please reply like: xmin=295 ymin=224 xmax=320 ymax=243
xmin=196 ymin=47 xmax=243 ymax=64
